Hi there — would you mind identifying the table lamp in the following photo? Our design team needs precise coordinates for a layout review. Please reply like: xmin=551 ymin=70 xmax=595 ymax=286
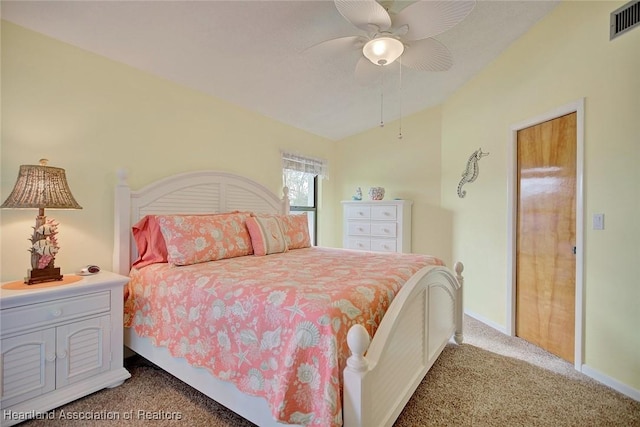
xmin=1 ymin=159 xmax=82 ymax=284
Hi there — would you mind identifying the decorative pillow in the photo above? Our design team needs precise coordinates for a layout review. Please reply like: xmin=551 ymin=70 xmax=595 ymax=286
xmin=132 ymin=215 xmax=168 ymax=268
xmin=246 ymin=216 xmax=288 ymax=256
xmin=157 ymin=212 xmax=253 ymax=266
xmin=280 ymin=213 xmax=312 ymax=250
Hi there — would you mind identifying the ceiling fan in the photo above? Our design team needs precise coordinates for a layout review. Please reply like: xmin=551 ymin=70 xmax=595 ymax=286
xmin=310 ymin=0 xmax=476 ymax=83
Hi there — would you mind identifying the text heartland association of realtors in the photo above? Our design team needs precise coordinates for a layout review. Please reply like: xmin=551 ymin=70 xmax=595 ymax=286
xmin=2 ymin=409 xmax=183 ymax=422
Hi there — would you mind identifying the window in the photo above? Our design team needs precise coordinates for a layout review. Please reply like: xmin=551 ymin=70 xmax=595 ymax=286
xmin=283 ymin=170 xmax=318 ymax=244
xmin=281 ymin=152 xmax=328 ymax=246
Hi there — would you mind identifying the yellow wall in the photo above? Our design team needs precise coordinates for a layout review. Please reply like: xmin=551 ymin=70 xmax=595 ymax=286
xmin=440 ymin=0 xmax=639 ymax=391
xmin=334 ymin=107 xmax=453 ymax=263
xmin=0 ymin=21 xmax=338 ymax=282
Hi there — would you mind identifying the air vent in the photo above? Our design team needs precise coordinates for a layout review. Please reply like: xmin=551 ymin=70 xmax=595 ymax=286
xmin=610 ymin=0 xmax=640 ymax=40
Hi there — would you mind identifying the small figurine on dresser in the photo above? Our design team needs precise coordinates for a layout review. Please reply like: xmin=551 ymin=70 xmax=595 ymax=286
xmin=352 ymin=187 xmax=363 ymax=201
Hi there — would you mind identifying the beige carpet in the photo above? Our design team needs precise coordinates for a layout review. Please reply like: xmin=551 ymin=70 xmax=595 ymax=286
xmin=20 ymin=316 xmax=640 ymax=426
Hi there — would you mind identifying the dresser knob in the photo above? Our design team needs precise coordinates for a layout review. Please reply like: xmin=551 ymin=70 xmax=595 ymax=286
xmin=57 ymin=350 xmax=67 ymax=359
xmin=46 ymin=353 xmax=56 ymax=362
xmin=51 ymin=309 xmax=62 ymax=317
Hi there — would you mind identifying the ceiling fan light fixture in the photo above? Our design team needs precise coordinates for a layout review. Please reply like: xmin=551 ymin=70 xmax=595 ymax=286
xmin=363 ymin=36 xmax=404 ymax=66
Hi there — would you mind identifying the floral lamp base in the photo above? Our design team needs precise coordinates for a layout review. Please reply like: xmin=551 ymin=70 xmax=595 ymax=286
xmin=25 ymin=267 xmax=63 ymax=285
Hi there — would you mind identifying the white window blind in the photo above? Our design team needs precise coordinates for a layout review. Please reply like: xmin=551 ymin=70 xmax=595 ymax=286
xmin=281 ymin=151 xmax=329 ymax=179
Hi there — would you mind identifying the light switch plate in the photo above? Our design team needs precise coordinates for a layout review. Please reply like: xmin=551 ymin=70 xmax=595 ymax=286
xmin=593 ymin=213 xmax=604 ymax=230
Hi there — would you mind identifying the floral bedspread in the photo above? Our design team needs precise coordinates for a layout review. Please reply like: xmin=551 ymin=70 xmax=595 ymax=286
xmin=124 ymin=247 xmax=443 ymax=426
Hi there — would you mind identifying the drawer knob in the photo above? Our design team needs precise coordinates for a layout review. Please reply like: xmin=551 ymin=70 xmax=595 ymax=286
xmin=46 ymin=353 xmax=56 ymax=362
xmin=358 ymin=227 xmax=364 ymax=232
xmin=51 ymin=309 xmax=63 ymax=317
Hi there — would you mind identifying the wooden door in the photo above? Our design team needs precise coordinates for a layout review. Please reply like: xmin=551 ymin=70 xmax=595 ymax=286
xmin=516 ymin=112 xmax=576 ymax=363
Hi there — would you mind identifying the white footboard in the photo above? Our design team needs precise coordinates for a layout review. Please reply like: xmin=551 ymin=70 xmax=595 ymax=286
xmin=343 ymin=262 xmax=464 ymax=427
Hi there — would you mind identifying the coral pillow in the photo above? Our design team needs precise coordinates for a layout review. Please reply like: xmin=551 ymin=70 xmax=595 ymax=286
xmin=157 ymin=212 xmax=253 ymax=266
xmin=246 ymin=216 xmax=288 ymax=256
xmin=132 ymin=215 xmax=168 ymax=268
xmin=280 ymin=213 xmax=312 ymax=250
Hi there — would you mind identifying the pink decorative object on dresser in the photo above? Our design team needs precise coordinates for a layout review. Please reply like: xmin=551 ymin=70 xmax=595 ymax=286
xmin=368 ymin=186 xmax=385 ymax=200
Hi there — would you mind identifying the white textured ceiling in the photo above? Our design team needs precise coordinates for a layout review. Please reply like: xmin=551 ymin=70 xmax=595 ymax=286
xmin=1 ymin=0 xmax=559 ymax=141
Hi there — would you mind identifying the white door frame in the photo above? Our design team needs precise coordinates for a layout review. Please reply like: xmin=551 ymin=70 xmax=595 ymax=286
xmin=506 ymin=98 xmax=585 ymax=370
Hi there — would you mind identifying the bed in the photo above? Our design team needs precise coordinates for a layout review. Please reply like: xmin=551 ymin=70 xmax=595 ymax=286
xmin=113 ymin=169 xmax=464 ymax=427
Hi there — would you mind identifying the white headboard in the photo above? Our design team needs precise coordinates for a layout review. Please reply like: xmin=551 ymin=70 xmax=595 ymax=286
xmin=113 ymin=169 xmax=289 ymax=275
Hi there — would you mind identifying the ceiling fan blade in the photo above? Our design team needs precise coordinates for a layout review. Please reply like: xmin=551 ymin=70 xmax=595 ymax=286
xmin=354 ymin=56 xmax=383 ymax=86
xmin=303 ymin=35 xmax=368 ymax=56
xmin=401 ymin=38 xmax=453 ymax=72
xmin=394 ymin=0 xmax=476 ymax=41
xmin=334 ymin=0 xmax=392 ymax=33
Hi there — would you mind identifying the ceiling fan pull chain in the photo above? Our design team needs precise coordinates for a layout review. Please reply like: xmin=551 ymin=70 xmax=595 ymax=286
xmin=398 ymin=59 xmax=403 ymax=140
xmin=380 ymin=70 xmax=385 ymax=128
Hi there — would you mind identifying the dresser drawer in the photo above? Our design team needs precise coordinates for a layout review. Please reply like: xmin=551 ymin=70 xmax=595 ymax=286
xmin=346 ymin=238 xmax=371 ymax=251
xmin=371 ymin=205 xmax=397 ymax=221
xmin=347 ymin=222 xmax=371 ymax=236
xmin=1 ymin=291 xmax=111 ymax=334
xmin=347 ymin=205 xmax=371 ymax=220
xmin=370 ymin=222 xmax=397 ymax=238
xmin=371 ymin=239 xmax=397 ymax=252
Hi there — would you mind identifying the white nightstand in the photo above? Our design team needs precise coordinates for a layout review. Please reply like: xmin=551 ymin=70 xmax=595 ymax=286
xmin=1 ymin=271 xmax=131 ymax=426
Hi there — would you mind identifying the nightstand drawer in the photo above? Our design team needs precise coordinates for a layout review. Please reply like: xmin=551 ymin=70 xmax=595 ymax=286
xmin=348 ymin=222 xmax=371 ymax=236
xmin=1 ymin=291 xmax=110 ymax=334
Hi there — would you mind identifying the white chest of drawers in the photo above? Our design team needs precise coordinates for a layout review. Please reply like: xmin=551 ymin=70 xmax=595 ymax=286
xmin=342 ymin=200 xmax=412 ymax=253
xmin=1 ymin=271 xmax=131 ymax=426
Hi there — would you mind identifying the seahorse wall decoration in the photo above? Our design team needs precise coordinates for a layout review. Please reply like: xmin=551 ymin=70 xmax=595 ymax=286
xmin=457 ymin=148 xmax=490 ymax=198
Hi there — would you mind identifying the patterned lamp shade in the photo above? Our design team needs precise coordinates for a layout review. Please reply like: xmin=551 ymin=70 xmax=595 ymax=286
xmin=1 ymin=159 xmax=82 ymax=210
